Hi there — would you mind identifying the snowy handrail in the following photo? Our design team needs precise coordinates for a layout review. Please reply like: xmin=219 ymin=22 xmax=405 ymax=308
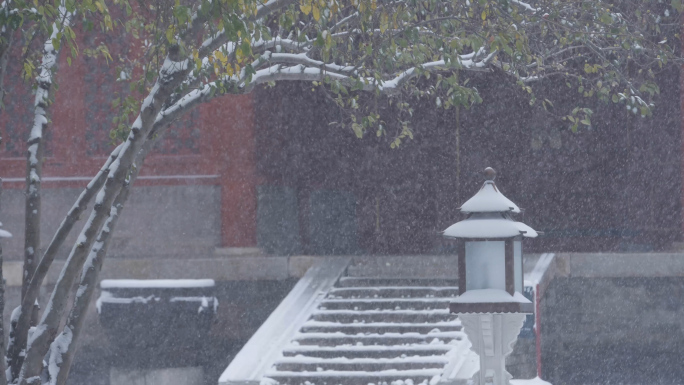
xmin=218 ymin=257 xmax=351 ymax=385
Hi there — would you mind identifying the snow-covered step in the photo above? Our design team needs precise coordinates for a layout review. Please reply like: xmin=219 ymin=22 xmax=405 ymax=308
xmin=320 ymin=297 xmax=452 ymax=311
xmin=281 ymin=345 xmax=454 ymax=359
xmin=311 ymin=309 xmax=457 ymax=324
xmin=264 ymin=369 xmax=441 ymax=385
xmin=328 ymin=286 xmax=459 ymax=299
xmin=301 ymin=321 xmax=462 ymax=334
xmin=292 ymin=331 xmax=464 ymax=346
xmin=274 ymin=358 xmax=447 ymax=372
xmin=336 ymin=277 xmax=459 ymax=288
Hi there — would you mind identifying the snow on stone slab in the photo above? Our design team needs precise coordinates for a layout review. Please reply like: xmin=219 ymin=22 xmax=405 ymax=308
xmin=329 ymin=286 xmax=459 ymax=293
xmin=452 ymin=289 xmax=531 ymax=304
xmin=170 ymin=296 xmax=219 ymax=314
xmin=313 ymin=309 xmax=451 ymax=315
xmin=264 ymin=369 xmax=444 ymax=377
xmin=295 ymin=331 xmax=465 ymax=340
xmin=510 ymin=377 xmax=552 ymax=385
xmin=322 ymin=298 xmax=454 ymax=304
xmin=283 ymin=345 xmax=454 ymax=353
xmin=302 ymin=321 xmax=462 ymax=328
xmin=0 ymin=229 xmax=12 ymax=238
xmin=96 ymin=291 xmax=160 ymax=313
xmin=100 ymin=279 xmax=215 ymax=289
xmin=275 ymin=356 xmax=450 ymax=365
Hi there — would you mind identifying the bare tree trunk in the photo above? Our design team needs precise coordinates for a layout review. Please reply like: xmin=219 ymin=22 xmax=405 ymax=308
xmin=0 ymin=178 xmax=9 ymax=385
xmin=24 ymin=0 xmax=72 ymax=300
xmin=7 ymin=9 xmax=72 ymax=378
xmin=47 ymin=166 xmax=136 ymax=385
xmin=6 ymin=145 xmax=121 ymax=380
xmin=0 ymin=244 xmax=7 ymax=385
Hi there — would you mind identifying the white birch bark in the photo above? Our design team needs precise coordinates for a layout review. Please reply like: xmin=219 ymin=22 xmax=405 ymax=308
xmin=17 ymin=48 xmax=193 ymax=385
xmin=7 ymin=5 xmax=72 ymax=379
xmin=23 ymin=3 xmax=72 ymax=298
xmin=0 ymin=179 xmax=10 ymax=385
xmin=6 ymin=145 xmax=122 ymax=381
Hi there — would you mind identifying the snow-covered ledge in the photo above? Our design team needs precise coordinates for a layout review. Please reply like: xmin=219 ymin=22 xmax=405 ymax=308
xmin=219 ymin=257 xmax=351 ymax=385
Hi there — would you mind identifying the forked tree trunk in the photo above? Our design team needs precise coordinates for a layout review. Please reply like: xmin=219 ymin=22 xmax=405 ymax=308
xmin=17 ymin=48 xmax=193 ymax=385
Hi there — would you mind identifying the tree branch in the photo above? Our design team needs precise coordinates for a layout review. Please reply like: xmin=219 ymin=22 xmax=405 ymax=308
xmin=7 ymin=144 xmax=122 ymax=381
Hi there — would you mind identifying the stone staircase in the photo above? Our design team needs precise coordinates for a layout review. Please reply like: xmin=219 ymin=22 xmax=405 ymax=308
xmin=263 ymin=277 xmax=469 ymax=385
xmin=219 ymin=255 xmax=555 ymax=385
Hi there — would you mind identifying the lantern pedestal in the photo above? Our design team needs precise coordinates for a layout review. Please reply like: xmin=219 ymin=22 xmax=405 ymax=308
xmin=457 ymin=312 xmax=526 ymax=385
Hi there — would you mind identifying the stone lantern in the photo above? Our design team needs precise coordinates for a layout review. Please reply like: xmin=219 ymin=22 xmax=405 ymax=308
xmin=443 ymin=167 xmax=538 ymax=385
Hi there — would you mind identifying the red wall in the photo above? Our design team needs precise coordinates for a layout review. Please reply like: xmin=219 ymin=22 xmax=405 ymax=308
xmin=0 ymin=43 xmax=258 ymax=248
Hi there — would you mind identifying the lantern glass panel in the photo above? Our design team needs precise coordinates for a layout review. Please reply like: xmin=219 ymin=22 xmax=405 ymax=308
xmin=465 ymin=241 xmax=505 ymax=291
xmin=514 ymin=240 xmax=522 ymax=293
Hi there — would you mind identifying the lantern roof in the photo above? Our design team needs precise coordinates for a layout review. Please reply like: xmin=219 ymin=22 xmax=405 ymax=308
xmin=443 ymin=167 xmax=537 ymax=239
xmin=443 ymin=213 xmax=538 ymax=239
xmin=459 ymin=168 xmax=521 ymax=214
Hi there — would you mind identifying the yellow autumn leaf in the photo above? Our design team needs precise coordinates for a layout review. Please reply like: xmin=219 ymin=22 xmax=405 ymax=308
xmin=215 ymin=51 xmax=228 ymax=66
xmin=481 ymin=10 xmax=486 ymax=21
xmin=380 ymin=11 xmax=389 ymax=32
xmin=312 ymin=5 xmax=320 ymax=21
xmin=300 ymin=0 xmax=312 ymax=15
xmin=371 ymin=0 xmax=377 ymax=10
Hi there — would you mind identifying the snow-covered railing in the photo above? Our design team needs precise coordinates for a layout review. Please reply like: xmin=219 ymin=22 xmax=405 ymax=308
xmin=219 ymin=257 xmax=352 ymax=385
xmin=524 ymin=253 xmax=557 ymax=379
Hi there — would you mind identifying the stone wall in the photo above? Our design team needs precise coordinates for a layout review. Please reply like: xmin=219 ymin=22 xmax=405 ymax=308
xmin=0 ymin=185 xmax=221 ymax=261
xmin=541 ymin=277 xmax=684 ymax=384
xmin=539 ymin=254 xmax=684 ymax=385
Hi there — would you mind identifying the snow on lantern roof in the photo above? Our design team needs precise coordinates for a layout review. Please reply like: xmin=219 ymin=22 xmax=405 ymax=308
xmin=442 ymin=213 xmax=538 ymax=239
xmin=459 ymin=168 xmax=521 ymax=214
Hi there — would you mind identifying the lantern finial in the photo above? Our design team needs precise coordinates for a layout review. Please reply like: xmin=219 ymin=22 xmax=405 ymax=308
xmin=484 ymin=167 xmax=496 ymax=181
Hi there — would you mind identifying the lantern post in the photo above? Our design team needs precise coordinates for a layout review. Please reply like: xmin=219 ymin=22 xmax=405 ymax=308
xmin=444 ymin=167 xmax=543 ymax=385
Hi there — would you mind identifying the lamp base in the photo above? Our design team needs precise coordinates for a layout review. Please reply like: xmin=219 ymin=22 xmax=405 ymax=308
xmin=457 ymin=312 xmax=526 ymax=385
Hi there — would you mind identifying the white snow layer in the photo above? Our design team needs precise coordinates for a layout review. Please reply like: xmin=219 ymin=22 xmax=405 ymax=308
xmin=100 ymin=279 xmax=215 ymax=289
xmin=459 ymin=181 xmax=521 ymax=213
xmin=442 ymin=214 xmax=538 ymax=239
xmin=510 ymin=377 xmax=552 ymax=385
